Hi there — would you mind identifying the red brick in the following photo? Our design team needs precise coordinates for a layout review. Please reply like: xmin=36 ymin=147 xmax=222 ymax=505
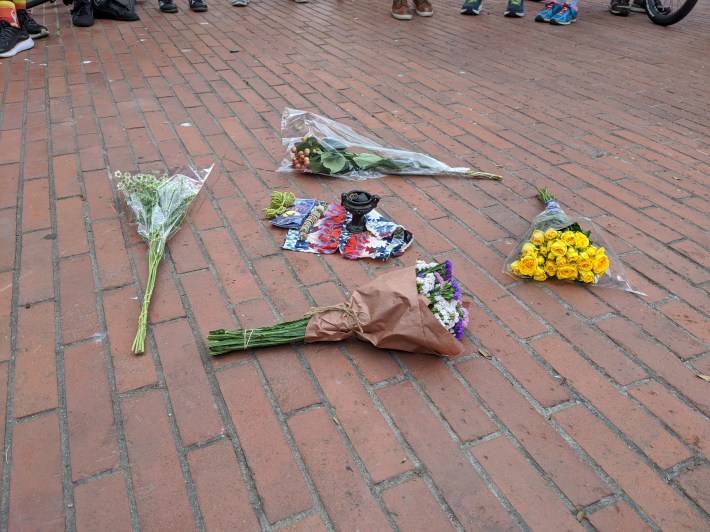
xmin=166 ymin=223 xmax=209 ymax=274
xmin=467 ymin=313 xmax=571 ymax=408
xmin=253 ymin=254 xmax=311 ymax=321
xmin=305 ymin=343 xmax=410 ymax=483
xmin=597 ymin=317 xmax=710 ymax=414
xmin=59 ymin=254 xmax=100 ymax=344
xmin=218 ymin=197 xmax=278 ymax=260
xmin=510 ymin=284 xmax=648 ymax=385
xmin=657 ymin=299 xmax=710 ymax=347
xmin=378 ymin=381 xmax=517 ymax=529
xmin=277 ymin=514 xmax=328 ymax=532
xmin=121 ymin=390 xmax=195 ymax=529
xmin=404 ymin=353 xmax=498 ymax=441
xmin=381 ymin=476 xmax=455 ymax=531
xmin=14 ymin=301 xmax=58 ymax=417
xmin=473 ymin=437 xmax=583 ymax=529
xmin=554 ymin=405 xmax=708 ymax=531
xmin=288 ymin=407 xmax=391 ymax=530
xmin=187 ymin=440 xmax=261 ymax=530
xmin=180 ymin=269 xmax=237 ymax=341
xmin=218 ymin=363 xmax=312 ymax=523
xmin=74 ymin=473 xmax=132 ymax=531
xmin=0 ymin=271 xmax=11 ymax=361
xmin=9 ymin=415 xmax=64 ymax=531
xmin=102 ymin=287 xmax=158 ymax=393
xmin=56 ymin=196 xmax=89 ymax=258
xmin=456 ymin=358 xmax=611 ymax=507
xmin=18 ymin=231 xmax=54 ymax=306
xmin=344 ymin=338 xmax=402 ymax=384
xmin=93 ymin=218 xmax=134 ymax=290
xmin=65 ymin=341 xmax=120 ymax=480
xmin=0 ymin=208 xmax=15 ymax=271
xmin=628 ymin=381 xmax=710 ymax=462
xmin=200 ymin=227 xmax=261 ymax=305
xmin=255 ymin=344 xmax=320 ymax=413
xmin=21 ymin=178 xmax=51 ymax=232
xmin=153 ymin=319 xmax=223 ymax=446
xmin=531 ymin=335 xmax=692 ymax=469
xmin=0 ymin=363 xmax=6 ymax=479
xmin=674 ymin=464 xmax=710 ymax=516
xmin=587 ymin=501 xmax=652 ymax=532
xmin=132 ymin=248 xmax=185 ymax=325
xmin=83 ymin=170 xmax=117 ymax=221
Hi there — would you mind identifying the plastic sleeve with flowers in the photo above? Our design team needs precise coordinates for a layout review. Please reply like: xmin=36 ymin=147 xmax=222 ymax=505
xmin=278 ymin=108 xmax=501 ymax=182
xmin=503 ymin=188 xmax=644 ymax=295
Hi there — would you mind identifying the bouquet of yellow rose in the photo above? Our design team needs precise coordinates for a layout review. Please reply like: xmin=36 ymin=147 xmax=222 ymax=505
xmin=504 ymin=188 xmax=643 ymax=294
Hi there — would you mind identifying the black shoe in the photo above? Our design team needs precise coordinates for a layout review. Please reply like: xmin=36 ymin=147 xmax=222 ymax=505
xmin=93 ymin=0 xmax=140 ymax=20
xmin=189 ymin=0 xmax=207 ymax=11
xmin=71 ymin=0 xmax=94 ymax=26
xmin=159 ymin=0 xmax=178 ymax=11
xmin=0 ymin=21 xmax=34 ymax=58
xmin=17 ymin=10 xmax=49 ymax=39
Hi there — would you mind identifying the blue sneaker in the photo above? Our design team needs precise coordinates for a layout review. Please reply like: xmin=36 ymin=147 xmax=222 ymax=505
xmin=549 ymin=2 xmax=577 ymax=23
xmin=461 ymin=0 xmax=482 ymax=14
xmin=535 ymin=0 xmax=562 ymax=20
xmin=504 ymin=0 xmax=524 ymax=16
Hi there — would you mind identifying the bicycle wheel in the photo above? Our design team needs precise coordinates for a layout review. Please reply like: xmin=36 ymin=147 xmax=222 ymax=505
xmin=645 ymin=0 xmax=699 ymax=25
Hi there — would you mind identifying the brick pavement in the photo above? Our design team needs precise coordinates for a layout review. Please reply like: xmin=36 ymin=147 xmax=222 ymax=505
xmin=1 ymin=0 xmax=709 ymax=529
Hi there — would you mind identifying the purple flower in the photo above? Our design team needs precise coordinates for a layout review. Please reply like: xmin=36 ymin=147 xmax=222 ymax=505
xmin=451 ymin=278 xmax=461 ymax=300
xmin=445 ymin=260 xmax=453 ymax=281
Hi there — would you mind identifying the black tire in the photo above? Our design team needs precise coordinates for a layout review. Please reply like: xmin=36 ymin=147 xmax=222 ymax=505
xmin=645 ymin=0 xmax=699 ymax=25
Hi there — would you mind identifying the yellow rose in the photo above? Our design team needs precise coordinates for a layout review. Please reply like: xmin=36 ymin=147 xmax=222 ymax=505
xmin=537 ymin=255 xmax=545 ymax=266
xmin=519 ymin=255 xmax=538 ymax=276
xmin=556 ymin=264 xmax=578 ymax=280
xmin=531 ymin=230 xmax=545 ymax=246
xmin=566 ymin=248 xmax=579 ymax=262
xmin=544 ymin=228 xmax=558 ymax=241
xmin=586 ymin=245 xmax=597 ymax=257
xmin=544 ymin=260 xmax=557 ymax=277
xmin=577 ymin=255 xmax=592 ymax=272
xmin=521 ymin=242 xmax=537 ymax=256
xmin=592 ymin=253 xmax=610 ymax=275
xmin=549 ymin=240 xmax=567 ymax=257
xmin=574 ymin=232 xmax=590 ymax=249
xmin=538 ymin=244 xmax=548 ymax=256
xmin=561 ymin=231 xmax=576 ymax=246
xmin=556 ymin=256 xmax=567 ymax=266
xmin=579 ymin=270 xmax=596 ymax=284
xmin=510 ymin=260 xmax=521 ymax=275
xmin=533 ymin=267 xmax=547 ymax=282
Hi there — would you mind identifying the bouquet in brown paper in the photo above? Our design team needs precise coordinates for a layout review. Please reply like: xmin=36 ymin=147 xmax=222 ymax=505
xmin=208 ymin=260 xmax=469 ymax=357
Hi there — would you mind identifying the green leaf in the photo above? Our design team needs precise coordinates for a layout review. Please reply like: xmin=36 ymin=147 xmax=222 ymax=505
xmin=351 ymin=153 xmax=387 ymax=170
xmin=321 ymin=152 xmax=349 ymax=174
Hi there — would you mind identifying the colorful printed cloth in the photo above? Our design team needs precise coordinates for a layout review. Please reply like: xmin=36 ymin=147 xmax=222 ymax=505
xmin=282 ymin=203 xmax=413 ymax=260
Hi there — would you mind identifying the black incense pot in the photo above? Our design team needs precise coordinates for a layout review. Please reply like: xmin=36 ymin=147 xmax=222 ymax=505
xmin=341 ymin=190 xmax=380 ymax=233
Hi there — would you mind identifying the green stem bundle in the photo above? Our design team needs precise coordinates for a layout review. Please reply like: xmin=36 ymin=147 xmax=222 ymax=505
xmin=132 ymin=235 xmax=164 ymax=354
xmin=208 ymin=317 xmax=311 ymax=355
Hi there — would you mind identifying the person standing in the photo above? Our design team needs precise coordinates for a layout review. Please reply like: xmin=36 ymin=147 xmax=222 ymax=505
xmin=0 ymin=0 xmax=48 ymax=58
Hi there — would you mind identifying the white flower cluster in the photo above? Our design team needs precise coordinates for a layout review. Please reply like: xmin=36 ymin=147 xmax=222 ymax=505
xmin=416 ymin=273 xmax=436 ymax=296
xmin=432 ymin=295 xmax=460 ymax=331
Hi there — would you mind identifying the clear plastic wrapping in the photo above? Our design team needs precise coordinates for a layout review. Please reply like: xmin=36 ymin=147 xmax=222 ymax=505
xmin=278 ymin=108 xmax=501 ymax=181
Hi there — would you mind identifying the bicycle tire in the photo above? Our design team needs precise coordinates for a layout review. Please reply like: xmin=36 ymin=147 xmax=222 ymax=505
xmin=646 ymin=0 xmax=699 ymax=25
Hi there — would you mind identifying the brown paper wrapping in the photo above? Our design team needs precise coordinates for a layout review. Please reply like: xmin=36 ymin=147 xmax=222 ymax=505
xmin=305 ymin=266 xmax=466 ymax=357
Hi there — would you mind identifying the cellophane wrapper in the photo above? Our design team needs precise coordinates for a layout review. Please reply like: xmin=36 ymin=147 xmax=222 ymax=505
xmin=305 ymin=267 xmax=467 ymax=356
xmin=278 ymin=108 xmax=473 ymax=181
xmin=503 ymin=198 xmax=644 ymax=295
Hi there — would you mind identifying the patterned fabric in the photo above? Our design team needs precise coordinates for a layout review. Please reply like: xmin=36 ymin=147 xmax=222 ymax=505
xmin=282 ymin=203 xmax=413 ymax=260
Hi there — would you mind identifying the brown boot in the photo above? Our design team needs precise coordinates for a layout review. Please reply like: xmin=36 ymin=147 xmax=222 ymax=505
xmin=413 ymin=0 xmax=433 ymax=15
xmin=391 ymin=0 xmax=413 ymax=19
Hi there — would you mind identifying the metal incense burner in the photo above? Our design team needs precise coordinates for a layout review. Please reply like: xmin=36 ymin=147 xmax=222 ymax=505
xmin=341 ymin=190 xmax=380 ymax=233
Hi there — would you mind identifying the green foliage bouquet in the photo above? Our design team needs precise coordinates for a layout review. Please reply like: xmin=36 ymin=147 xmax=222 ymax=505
xmin=116 ymin=165 xmax=212 ymax=353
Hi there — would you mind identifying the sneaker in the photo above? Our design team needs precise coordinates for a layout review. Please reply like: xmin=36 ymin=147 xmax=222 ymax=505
xmin=159 ymin=0 xmax=178 ymax=11
xmin=549 ymin=2 xmax=576 ymax=23
xmin=93 ymin=0 xmax=140 ymax=20
xmin=504 ymin=0 xmax=524 ymax=16
xmin=460 ymin=0 xmax=481 ymax=14
xmin=71 ymin=0 xmax=94 ymax=26
xmin=609 ymin=0 xmax=629 ymax=15
xmin=231 ymin=0 xmax=247 ymax=5
xmin=17 ymin=10 xmax=48 ymax=39
xmin=535 ymin=0 xmax=562 ymax=20
xmin=391 ymin=0 xmax=412 ymax=19
xmin=189 ymin=0 xmax=207 ymax=10
xmin=413 ymin=0 xmax=433 ymax=15
xmin=0 ymin=21 xmax=34 ymax=58
xmin=629 ymin=0 xmax=644 ymax=10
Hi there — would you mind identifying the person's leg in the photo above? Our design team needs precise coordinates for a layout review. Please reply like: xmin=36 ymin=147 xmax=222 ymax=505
xmin=535 ymin=0 xmax=563 ymax=20
xmin=549 ymin=0 xmax=577 ymax=24
xmin=15 ymin=0 xmax=49 ymax=39
xmin=0 ymin=0 xmax=34 ymax=57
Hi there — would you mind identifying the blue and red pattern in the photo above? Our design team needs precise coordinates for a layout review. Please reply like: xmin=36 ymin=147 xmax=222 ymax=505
xmin=282 ymin=203 xmax=413 ymax=260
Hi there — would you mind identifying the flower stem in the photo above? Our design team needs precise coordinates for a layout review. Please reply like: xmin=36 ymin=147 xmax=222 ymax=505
xmin=464 ymin=170 xmax=502 ymax=181
xmin=132 ymin=236 xmax=164 ymax=354
xmin=208 ymin=318 xmax=311 ymax=355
